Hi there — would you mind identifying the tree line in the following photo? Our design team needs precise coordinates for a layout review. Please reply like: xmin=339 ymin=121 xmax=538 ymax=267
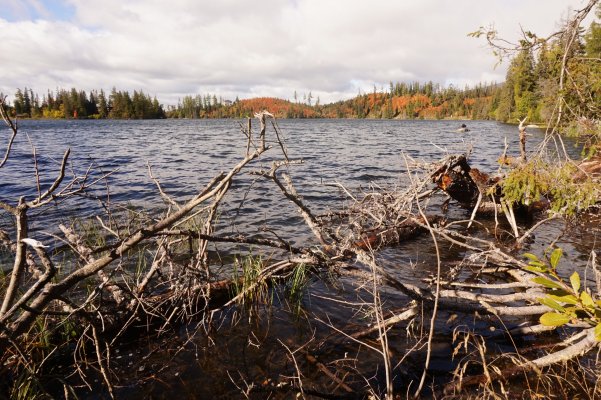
xmin=492 ymin=6 xmax=601 ymax=127
xmin=6 ymin=87 xmax=165 ymax=119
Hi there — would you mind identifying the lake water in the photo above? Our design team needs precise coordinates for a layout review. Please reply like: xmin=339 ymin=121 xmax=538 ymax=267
xmin=0 ymin=119 xmax=556 ymax=240
xmin=0 ymin=119 xmax=597 ymax=397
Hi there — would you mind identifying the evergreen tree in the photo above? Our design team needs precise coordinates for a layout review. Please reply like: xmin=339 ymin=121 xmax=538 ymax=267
xmin=23 ymin=88 xmax=31 ymax=117
xmin=13 ymin=89 xmax=24 ymax=115
xmin=97 ymin=89 xmax=109 ymax=118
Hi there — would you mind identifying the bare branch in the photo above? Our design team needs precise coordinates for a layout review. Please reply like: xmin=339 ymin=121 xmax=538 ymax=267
xmin=0 ymin=96 xmax=18 ymax=169
xmin=148 ymin=162 xmax=180 ymax=209
xmin=28 ymin=148 xmax=71 ymax=208
xmin=0 ymin=199 xmax=29 ymax=316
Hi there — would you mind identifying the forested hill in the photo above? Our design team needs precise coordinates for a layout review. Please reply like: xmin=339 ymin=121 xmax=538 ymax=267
xmin=7 ymin=83 xmax=497 ymax=121
xmin=318 ymin=83 xmax=499 ymax=120
xmin=169 ymin=83 xmax=500 ymax=120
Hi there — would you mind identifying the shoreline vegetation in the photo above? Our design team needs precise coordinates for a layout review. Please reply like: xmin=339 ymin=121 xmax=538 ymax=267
xmin=1 ymin=83 xmax=503 ymax=121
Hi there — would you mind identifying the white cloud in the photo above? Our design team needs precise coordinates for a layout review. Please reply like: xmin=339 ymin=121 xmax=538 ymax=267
xmin=0 ymin=0 xmax=590 ymax=105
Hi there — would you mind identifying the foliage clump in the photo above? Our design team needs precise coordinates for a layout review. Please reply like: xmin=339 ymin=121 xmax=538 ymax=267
xmin=526 ymin=248 xmax=601 ymax=340
xmin=501 ymin=159 xmax=598 ymax=215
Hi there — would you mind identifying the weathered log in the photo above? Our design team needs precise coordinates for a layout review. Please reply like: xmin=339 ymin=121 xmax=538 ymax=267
xmin=352 ymin=215 xmax=443 ymax=250
xmin=431 ymin=154 xmax=503 ymax=208
xmin=574 ymin=155 xmax=601 ymax=182
xmin=432 ymin=155 xmax=481 ymax=207
xmin=430 ymin=154 xmax=554 ymax=217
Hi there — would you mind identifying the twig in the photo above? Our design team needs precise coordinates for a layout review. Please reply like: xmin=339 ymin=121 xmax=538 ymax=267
xmin=91 ymin=324 xmax=115 ymax=400
xmin=412 ymin=176 xmax=442 ymax=399
xmin=304 ymin=353 xmax=354 ymax=393
xmin=148 ymin=162 xmax=180 ymax=209
xmin=516 ymin=214 xmax=559 ymax=245
xmin=0 ymin=96 xmax=18 ymax=169
xmin=467 ymin=191 xmax=482 ymax=230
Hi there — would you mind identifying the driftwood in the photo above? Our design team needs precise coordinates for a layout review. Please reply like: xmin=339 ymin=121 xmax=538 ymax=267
xmin=430 ymin=152 xmax=557 ymax=223
xmin=352 ymin=215 xmax=442 ymax=251
xmin=574 ymin=154 xmax=601 ymax=182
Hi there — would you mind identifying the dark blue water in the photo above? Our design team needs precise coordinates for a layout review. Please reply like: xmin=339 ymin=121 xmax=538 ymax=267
xmin=2 ymin=118 xmax=593 ymax=276
xmin=3 ymin=118 xmax=587 ymax=271
xmin=0 ymin=119 xmax=548 ymax=234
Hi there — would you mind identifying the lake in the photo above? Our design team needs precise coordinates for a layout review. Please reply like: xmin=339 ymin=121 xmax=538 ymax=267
xmin=0 ymin=118 xmax=597 ymax=397
xmin=0 ymin=119 xmax=555 ymax=239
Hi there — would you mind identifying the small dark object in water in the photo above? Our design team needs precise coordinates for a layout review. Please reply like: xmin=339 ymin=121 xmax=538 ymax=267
xmin=456 ymin=123 xmax=470 ymax=133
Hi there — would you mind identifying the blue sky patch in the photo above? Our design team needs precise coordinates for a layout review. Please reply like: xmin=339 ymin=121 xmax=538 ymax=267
xmin=1 ymin=0 xmax=75 ymax=22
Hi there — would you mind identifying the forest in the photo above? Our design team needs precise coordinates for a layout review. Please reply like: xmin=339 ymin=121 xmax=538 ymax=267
xmin=8 ymin=87 xmax=165 ymax=120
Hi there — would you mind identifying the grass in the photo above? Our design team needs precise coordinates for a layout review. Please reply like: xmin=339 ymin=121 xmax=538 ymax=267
xmin=286 ymin=263 xmax=308 ymax=316
xmin=232 ymin=254 xmax=270 ymax=307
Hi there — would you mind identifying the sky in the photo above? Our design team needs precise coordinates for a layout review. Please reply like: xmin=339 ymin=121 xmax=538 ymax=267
xmin=0 ymin=0 xmax=591 ymax=106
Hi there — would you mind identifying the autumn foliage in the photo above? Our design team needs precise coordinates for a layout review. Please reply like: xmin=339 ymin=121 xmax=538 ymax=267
xmin=234 ymin=97 xmax=318 ymax=118
xmin=7 ymin=82 xmax=499 ymax=120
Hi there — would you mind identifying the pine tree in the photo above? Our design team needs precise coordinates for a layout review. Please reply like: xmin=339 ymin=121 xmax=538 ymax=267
xmin=13 ymin=89 xmax=24 ymax=115
xmin=97 ymin=89 xmax=108 ymax=118
xmin=23 ymin=88 xmax=31 ymax=117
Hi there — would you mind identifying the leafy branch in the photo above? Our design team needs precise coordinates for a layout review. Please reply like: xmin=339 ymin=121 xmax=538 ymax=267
xmin=526 ymin=248 xmax=601 ymax=340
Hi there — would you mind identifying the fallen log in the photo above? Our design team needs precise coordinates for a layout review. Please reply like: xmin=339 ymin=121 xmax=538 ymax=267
xmin=430 ymin=154 xmax=553 ymax=218
xmin=574 ymin=155 xmax=601 ymax=182
xmin=352 ymin=215 xmax=443 ymax=250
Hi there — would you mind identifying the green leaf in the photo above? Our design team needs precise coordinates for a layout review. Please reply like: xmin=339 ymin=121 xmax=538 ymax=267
xmin=540 ymin=312 xmax=571 ymax=327
xmin=532 ymin=277 xmax=563 ymax=290
xmin=548 ymin=294 xmax=579 ymax=305
xmin=548 ymin=288 xmax=571 ymax=296
xmin=523 ymin=253 xmax=541 ymax=262
xmin=570 ymin=271 xmax=581 ymax=294
xmin=527 ymin=261 xmax=547 ymax=272
xmin=525 ymin=265 xmax=545 ymax=273
xmin=538 ymin=297 xmax=565 ymax=312
xmin=581 ymin=291 xmax=596 ymax=308
xmin=549 ymin=248 xmax=562 ymax=270
xmin=595 ymin=323 xmax=601 ymax=341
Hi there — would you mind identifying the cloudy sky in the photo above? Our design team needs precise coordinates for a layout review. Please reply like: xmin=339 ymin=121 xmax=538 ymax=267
xmin=0 ymin=0 xmax=589 ymax=106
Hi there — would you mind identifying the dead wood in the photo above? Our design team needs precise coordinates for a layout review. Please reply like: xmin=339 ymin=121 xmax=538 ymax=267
xmin=0 ymin=96 xmax=18 ymax=169
xmin=444 ymin=328 xmax=600 ymax=395
xmin=60 ymin=224 xmax=125 ymax=305
xmin=351 ymin=215 xmax=442 ymax=251
xmin=574 ymin=154 xmax=601 ymax=182
xmin=304 ymin=353 xmax=354 ymax=393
